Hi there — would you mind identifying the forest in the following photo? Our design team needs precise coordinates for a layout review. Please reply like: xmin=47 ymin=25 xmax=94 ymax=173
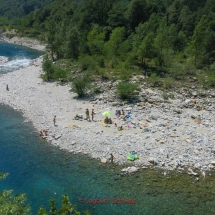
xmin=1 ymin=0 xmax=215 ymax=91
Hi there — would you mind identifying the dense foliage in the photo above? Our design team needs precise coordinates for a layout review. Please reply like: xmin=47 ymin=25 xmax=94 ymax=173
xmin=0 ymin=173 xmax=89 ymax=215
xmin=0 ymin=0 xmax=53 ymax=18
xmin=1 ymin=0 xmax=215 ymax=91
xmin=0 ymin=173 xmax=30 ymax=215
xmin=38 ymin=195 xmax=90 ymax=215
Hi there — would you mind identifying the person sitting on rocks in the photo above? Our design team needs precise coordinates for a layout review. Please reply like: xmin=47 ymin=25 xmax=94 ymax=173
xmin=118 ymin=126 xmax=123 ymax=131
xmin=109 ymin=118 xmax=113 ymax=124
xmin=104 ymin=116 xmax=109 ymax=124
xmin=43 ymin=129 xmax=48 ymax=136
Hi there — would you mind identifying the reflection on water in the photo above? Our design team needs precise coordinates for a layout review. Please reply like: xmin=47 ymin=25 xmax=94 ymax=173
xmin=0 ymin=104 xmax=215 ymax=215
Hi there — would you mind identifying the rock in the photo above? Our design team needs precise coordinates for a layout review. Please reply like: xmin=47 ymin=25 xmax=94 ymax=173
xmin=138 ymin=102 xmax=145 ymax=107
xmin=194 ymin=118 xmax=201 ymax=124
xmin=54 ymin=134 xmax=62 ymax=140
xmin=174 ymin=109 xmax=182 ymax=114
xmin=101 ymin=158 xmax=107 ymax=163
xmin=148 ymin=157 xmax=154 ymax=164
xmin=71 ymin=141 xmax=76 ymax=145
xmin=185 ymin=99 xmax=191 ymax=104
xmin=192 ymin=92 xmax=197 ymax=97
xmin=127 ymin=166 xmax=139 ymax=173
xmin=185 ymin=139 xmax=191 ymax=143
xmin=194 ymin=163 xmax=201 ymax=169
xmin=188 ymin=168 xmax=199 ymax=176
xmin=210 ymin=161 xmax=215 ymax=165
xmin=208 ymin=164 xmax=215 ymax=169
xmin=212 ymin=135 xmax=215 ymax=140
xmin=121 ymin=166 xmax=139 ymax=174
xmin=159 ymin=140 xmax=165 ymax=144
xmin=191 ymin=99 xmax=196 ymax=104
xmin=125 ymin=107 xmax=132 ymax=111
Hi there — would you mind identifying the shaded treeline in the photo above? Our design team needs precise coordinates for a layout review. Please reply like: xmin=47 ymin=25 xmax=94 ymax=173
xmin=1 ymin=0 xmax=215 ymax=86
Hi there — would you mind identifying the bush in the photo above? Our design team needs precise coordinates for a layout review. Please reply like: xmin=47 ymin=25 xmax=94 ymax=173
xmin=93 ymin=87 xmax=101 ymax=94
xmin=71 ymin=77 xmax=90 ymax=97
xmin=184 ymin=63 xmax=196 ymax=75
xmin=97 ymin=56 xmax=105 ymax=68
xmin=78 ymin=55 xmax=95 ymax=71
xmin=170 ymin=64 xmax=185 ymax=80
xmin=41 ymin=54 xmax=55 ymax=81
xmin=163 ymin=78 xmax=173 ymax=89
xmin=147 ymin=73 xmax=161 ymax=86
xmin=162 ymin=92 xmax=169 ymax=100
xmin=198 ymin=74 xmax=207 ymax=86
xmin=208 ymin=73 xmax=215 ymax=87
xmin=38 ymin=195 xmax=90 ymax=215
xmin=162 ymin=92 xmax=175 ymax=100
xmin=116 ymin=82 xmax=138 ymax=100
xmin=52 ymin=65 xmax=69 ymax=80
xmin=209 ymin=62 xmax=215 ymax=72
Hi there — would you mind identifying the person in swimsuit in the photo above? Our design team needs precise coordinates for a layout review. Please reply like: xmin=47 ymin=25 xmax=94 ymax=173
xmin=91 ymin=109 xmax=95 ymax=121
xmin=85 ymin=109 xmax=90 ymax=121
xmin=53 ymin=116 xmax=56 ymax=126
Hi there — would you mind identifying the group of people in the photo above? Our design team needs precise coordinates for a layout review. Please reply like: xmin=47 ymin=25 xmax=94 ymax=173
xmin=39 ymin=129 xmax=48 ymax=136
xmin=115 ymin=109 xmax=125 ymax=118
xmin=104 ymin=116 xmax=113 ymax=124
xmin=85 ymin=108 xmax=95 ymax=121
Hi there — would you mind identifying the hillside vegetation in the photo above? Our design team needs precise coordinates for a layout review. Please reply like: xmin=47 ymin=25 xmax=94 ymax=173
xmin=1 ymin=0 xmax=215 ymax=94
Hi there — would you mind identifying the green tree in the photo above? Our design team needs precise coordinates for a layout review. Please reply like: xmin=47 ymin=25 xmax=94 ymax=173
xmin=107 ymin=2 xmax=128 ymax=29
xmin=65 ymin=27 xmax=80 ymax=59
xmin=87 ymin=24 xmax=105 ymax=55
xmin=38 ymin=195 xmax=90 ymax=215
xmin=128 ymin=0 xmax=148 ymax=30
xmin=154 ymin=19 xmax=175 ymax=69
xmin=189 ymin=15 xmax=208 ymax=66
xmin=104 ymin=27 xmax=126 ymax=64
xmin=0 ymin=173 xmax=30 ymax=215
xmin=136 ymin=31 xmax=154 ymax=66
xmin=42 ymin=54 xmax=54 ymax=81
xmin=167 ymin=0 xmax=181 ymax=25
xmin=178 ymin=6 xmax=194 ymax=37
xmin=131 ymin=13 xmax=160 ymax=55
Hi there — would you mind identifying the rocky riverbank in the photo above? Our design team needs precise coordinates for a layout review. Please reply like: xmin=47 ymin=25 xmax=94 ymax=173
xmin=0 ymin=30 xmax=45 ymax=51
xmin=0 ymin=56 xmax=215 ymax=176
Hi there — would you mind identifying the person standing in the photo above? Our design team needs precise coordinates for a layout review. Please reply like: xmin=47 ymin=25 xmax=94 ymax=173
xmin=85 ymin=109 xmax=90 ymax=121
xmin=110 ymin=153 xmax=115 ymax=164
xmin=53 ymin=116 xmax=56 ymax=126
xmin=91 ymin=109 xmax=95 ymax=121
xmin=6 ymin=84 xmax=9 ymax=91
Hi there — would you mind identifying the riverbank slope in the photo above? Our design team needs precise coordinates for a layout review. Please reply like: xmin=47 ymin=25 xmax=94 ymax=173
xmin=1 ymin=57 xmax=215 ymax=174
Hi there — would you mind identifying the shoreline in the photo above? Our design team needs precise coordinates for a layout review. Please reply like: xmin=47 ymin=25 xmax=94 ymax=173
xmin=0 ymin=38 xmax=215 ymax=175
xmin=0 ymin=31 xmax=46 ymax=51
xmin=0 ymin=60 xmax=215 ymax=176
